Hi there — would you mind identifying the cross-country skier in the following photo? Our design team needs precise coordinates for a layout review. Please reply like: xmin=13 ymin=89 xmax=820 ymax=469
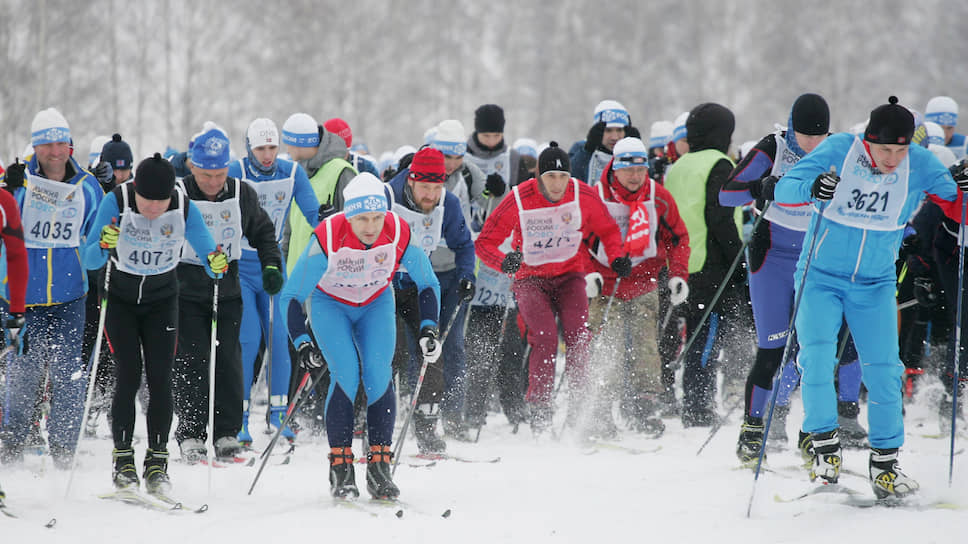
xmin=924 ymin=96 xmax=967 ymax=160
xmin=568 ymin=100 xmax=639 ymax=186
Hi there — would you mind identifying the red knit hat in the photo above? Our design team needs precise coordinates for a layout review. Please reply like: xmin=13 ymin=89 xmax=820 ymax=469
xmin=409 ymin=147 xmax=446 ymax=183
xmin=323 ymin=118 xmax=352 ymax=148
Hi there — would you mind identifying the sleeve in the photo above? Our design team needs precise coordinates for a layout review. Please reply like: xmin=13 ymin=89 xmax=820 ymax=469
xmin=568 ymin=142 xmax=590 ymax=183
xmin=331 ymin=167 xmax=356 ymax=211
xmin=291 ymin=163 xmax=321 ymax=228
xmin=443 ymin=193 xmax=476 ymax=282
xmin=919 ymin=150 xmax=959 ymax=203
xmin=655 ymin=186 xmax=690 ymax=280
xmin=81 ymin=177 xmax=105 ymax=244
xmin=183 ymin=200 xmax=219 ymax=277
xmin=400 ymin=243 xmax=441 ymax=329
xmin=720 ymin=135 xmax=776 ymax=206
xmin=906 ymin=200 xmax=942 ymax=278
xmin=83 ymin=191 xmax=121 ymax=271
xmin=474 ymin=192 xmax=519 ymax=272
xmin=239 ymin=181 xmax=282 ymax=269
xmin=467 ymin=163 xmax=489 ymax=213
xmin=0 ymin=189 xmax=27 ymax=314
xmin=581 ymin=187 xmax=624 ymax=262
xmin=705 ymin=159 xmax=743 ymax=265
xmin=280 ymin=232 xmax=328 ymax=347
xmin=774 ymin=134 xmax=851 ymax=205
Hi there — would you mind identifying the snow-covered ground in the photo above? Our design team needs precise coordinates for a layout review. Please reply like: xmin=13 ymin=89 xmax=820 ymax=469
xmin=2 ymin=379 xmax=966 ymax=543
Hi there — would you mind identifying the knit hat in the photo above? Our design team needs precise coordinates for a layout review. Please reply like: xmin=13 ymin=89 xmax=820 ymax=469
xmin=431 ymin=120 xmax=466 ymax=156
xmin=282 ymin=113 xmax=320 ymax=147
xmin=790 ymin=93 xmax=830 ymax=136
xmin=134 ymin=153 xmax=176 ymax=200
xmin=246 ymin=118 xmax=279 ymax=148
xmin=190 ymin=123 xmax=231 ymax=169
xmin=538 ymin=141 xmax=570 ymax=176
xmin=864 ymin=96 xmax=914 ymax=145
xmin=101 ymin=133 xmax=134 ymax=170
xmin=611 ymin=137 xmax=649 ymax=170
xmin=474 ymin=104 xmax=506 ymax=133
xmin=925 ymin=96 xmax=958 ymax=127
xmin=31 ymin=107 xmax=71 ymax=146
xmin=324 ymin=118 xmax=353 ymax=148
xmin=342 ymin=172 xmax=388 ymax=218
xmin=925 ymin=121 xmax=946 ymax=146
xmin=671 ymin=111 xmax=689 ymax=142
xmin=513 ymin=138 xmax=538 ymax=159
xmin=648 ymin=121 xmax=674 ymax=149
xmin=408 ymin=147 xmax=446 ymax=184
xmin=592 ymin=100 xmax=630 ymax=128
xmin=87 ymin=135 xmax=110 ymax=167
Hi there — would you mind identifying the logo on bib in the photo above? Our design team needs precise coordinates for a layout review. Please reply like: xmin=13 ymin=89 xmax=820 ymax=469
xmin=375 ymin=252 xmax=388 ymax=265
xmin=220 ymin=209 xmax=232 ymax=222
xmin=561 ymin=212 xmax=573 ymax=225
xmin=222 ymin=227 xmax=236 ymax=239
xmin=422 ymin=215 xmax=434 ymax=228
xmin=64 ymin=190 xmax=76 ymax=202
xmin=160 ymin=224 xmax=174 ymax=238
xmin=275 ymin=191 xmax=286 ymax=203
xmin=61 ymin=208 xmax=78 ymax=219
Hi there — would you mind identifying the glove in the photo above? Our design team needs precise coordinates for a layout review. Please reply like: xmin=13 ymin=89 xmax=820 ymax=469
xmin=585 ymin=272 xmax=603 ymax=298
xmin=262 ymin=265 xmax=283 ymax=295
xmin=611 ymin=256 xmax=632 ymax=278
xmin=501 ymin=250 xmax=523 ymax=274
xmin=912 ymin=277 xmax=939 ymax=309
xmin=418 ymin=325 xmax=442 ymax=363
xmin=3 ymin=159 xmax=25 ymax=191
xmin=950 ymin=159 xmax=968 ymax=189
xmin=5 ymin=313 xmax=25 ymax=354
xmin=207 ymin=248 xmax=229 ymax=276
xmin=485 ymin=173 xmax=506 ymax=197
xmin=99 ymin=220 xmax=120 ymax=249
xmin=318 ymin=203 xmax=336 ymax=222
xmin=626 ymin=125 xmax=641 ymax=139
xmin=810 ymin=170 xmax=840 ymax=201
xmin=750 ymin=175 xmax=778 ymax=201
xmin=92 ymin=161 xmax=114 ymax=190
xmin=458 ymin=278 xmax=475 ymax=302
xmin=898 ymin=234 xmax=920 ymax=262
xmin=583 ymin=121 xmax=607 ymax=153
xmin=296 ymin=341 xmax=325 ymax=370
xmin=668 ymin=277 xmax=689 ymax=306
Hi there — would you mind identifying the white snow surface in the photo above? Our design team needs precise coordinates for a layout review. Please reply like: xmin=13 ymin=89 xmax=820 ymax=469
xmin=2 ymin=389 xmax=967 ymax=543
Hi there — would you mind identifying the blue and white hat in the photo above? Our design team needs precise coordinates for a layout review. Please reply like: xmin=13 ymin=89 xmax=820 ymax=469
xmin=611 ymin=137 xmax=648 ymax=169
xmin=31 ymin=107 xmax=71 ymax=146
xmin=671 ymin=111 xmax=690 ymax=143
xmin=513 ymin=137 xmax=538 ymax=159
xmin=593 ymin=100 xmax=630 ymax=128
xmin=924 ymin=121 xmax=946 ymax=146
xmin=925 ymin=96 xmax=958 ymax=127
xmin=431 ymin=120 xmax=466 ymax=156
xmin=342 ymin=173 xmax=388 ymax=218
xmin=88 ymin=135 xmax=110 ymax=167
xmin=282 ymin=113 xmax=320 ymax=148
xmin=648 ymin=120 xmax=674 ymax=149
xmin=190 ymin=123 xmax=231 ymax=170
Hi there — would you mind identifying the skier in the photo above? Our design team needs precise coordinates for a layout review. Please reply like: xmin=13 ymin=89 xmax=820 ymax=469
xmin=0 ymin=108 xmax=103 ymax=468
xmin=464 ymin=104 xmax=530 ymax=204
xmin=323 ymin=118 xmax=381 ymax=178
xmin=387 ymin=147 xmax=475 ymax=450
xmin=281 ymin=172 xmax=440 ymax=500
xmin=924 ymin=96 xmax=967 ymax=160
xmin=85 ymin=153 xmax=226 ymax=491
xmin=172 ymin=124 xmax=282 ymax=463
xmin=568 ymin=100 xmax=638 ymax=186
xmin=584 ymin=137 xmax=690 ymax=436
xmin=774 ymin=96 xmax=967 ymax=498
xmin=227 ymin=118 xmax=319 ymax=445
xmin=428 ymin=120 xmax=486 ymax=231
xmin=475 ymin=142 xmax=630 ymax=433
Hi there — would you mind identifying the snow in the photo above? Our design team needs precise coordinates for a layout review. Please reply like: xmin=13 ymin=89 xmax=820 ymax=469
xmin=2 ymin=385 xmax=967 ymax=542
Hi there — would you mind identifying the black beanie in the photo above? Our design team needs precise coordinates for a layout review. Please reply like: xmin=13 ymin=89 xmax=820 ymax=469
xmin=101 ymin=133 xmax=134 ymax=170
xmin=791 ymin=94 xmax=830 ymax=136
xmin=134 ymin=153 xmax=176 ymax=200
xmin=538 ymin=141 xmax=570 ymax=176
xmin=474 ymin=104 xmax=506 ymax=133
xmin=865 ymin=96 xmax=914 ymax=145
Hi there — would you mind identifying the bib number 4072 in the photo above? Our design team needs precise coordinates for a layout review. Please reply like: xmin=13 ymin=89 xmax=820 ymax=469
xmin=30 ymin=220 xmax=73 ymax=240
xmin=128 ymin=249 xmax=174 ymax=267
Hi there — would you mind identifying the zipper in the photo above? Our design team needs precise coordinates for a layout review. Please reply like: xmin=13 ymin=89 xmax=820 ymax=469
xmin=813 ymin=228 xmax=829 ymax=258
xmin=137 ymin=275 xmax=146 ymax=304
xmin=851 ymin=230 xmax=867 ymax=282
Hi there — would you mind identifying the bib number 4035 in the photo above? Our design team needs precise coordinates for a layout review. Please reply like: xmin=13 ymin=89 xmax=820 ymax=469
xmin=30 ymin=220 xmax=73 ymax=240
xmin=847 ymin=189 xmax=889 ymax=213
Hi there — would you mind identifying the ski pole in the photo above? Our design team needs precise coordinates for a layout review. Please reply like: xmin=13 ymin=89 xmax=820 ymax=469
xmin=474 ymin=284 xmax=515 ymax=443
xmin=264 ymin=296 xmax=274 ymax=432
xmin=392 ymin=298 xmax=467 ymax=476
xmin=65 ymin=260 xmax=113 ymax=497
xmin=207 ymin=278 xmax=219 ymax=495
xmin=950 ymin=196 xmax=967 ymax=486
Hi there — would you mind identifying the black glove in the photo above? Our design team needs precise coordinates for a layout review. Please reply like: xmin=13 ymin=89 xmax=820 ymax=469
xmin=611 ymin=256 xmax=632 ymax=278
xmin=418 ymin=325 xmax=442 ymax=363
xmin=458 ymin=278 xmax=475 ymax=302
xmin=950 ymin=159 xmax=968 ymax=189
xmin=262 ymin=265 xmax=284 ymax=295
xmin=583 ymin=121 xmax=607 ymax=153
xmin=3 ymin=159 xmax=25 ymax=192
xmin=750 ymin=175 xmax=778 ymax=201
xmin=810 ymin=170 xmax=840 ymax=201
xmin=485 ymin=173 xmax=506 ymax=197
xmin=912 ymin=277 xmax=939 ymax=309
xmin=5 ymin=313 xmax=25 ymax=355
xmin=626 ymin=125 xmax=641 ymax=139
xmin=296 ymin=341 xmax=325 ymax=370
xmin=92 ymin=161 xmax=114 ymax=191
xmin=318 ymin=203 xmax=336 ymax=222
xmin=501 ymin=250 xmax=523 ymax=274
xmin=649 ymin=156 xmax=668 ymax=180
xmin=898 ymin=234 xmax=921 ymax=262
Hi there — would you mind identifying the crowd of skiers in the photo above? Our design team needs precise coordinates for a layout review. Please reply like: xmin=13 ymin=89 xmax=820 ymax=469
xmin=1 ymin=93 xmax=968 ymax=504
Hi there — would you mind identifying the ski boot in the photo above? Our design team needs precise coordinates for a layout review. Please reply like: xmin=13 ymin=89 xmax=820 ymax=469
xmin=328 ymin=447 xmax=359 ymax=499
xmin=767 ymin=404 xmax=789 ymax=446
xmin=413 ymin=405 xmax=446 ymax=455
xmin=269 ymin=406 xmax=296 ymax=441
xmin=237 ymin=410 xmax=253 ymax=446
xmin=143 ymin=449 xmax=171 ymax=495
xmin=214 ymin=436 xmax=243 ymax=459
xmin=112 ymin=448 xmax=140 ymax=489
xmin=808 ymin=429 xmax=841 ymax=484
xmin=736 ymin=417 xmax=765 ymax=466
xmin=869 ymin=447 xmax=919 ymax=499
xmin=178 ymin=438 xmax=207 ymax=465
xmin=837 ymin=401 xmax=868 ymax=448
xmin=798 ymin=430 xmax=814 ymax=469
xmin=366 ymin=445 xmax=400 ymax=500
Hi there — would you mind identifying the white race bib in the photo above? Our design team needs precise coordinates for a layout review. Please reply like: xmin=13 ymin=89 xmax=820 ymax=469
xmin=180 ymin=182 xmax=243 ymax=264
xmin=240 ymin=166 xmax=295 ymax=249
xmin=393 ymin=194 xmax=446 ymax=257
xmin=21 ymin=174 xmax=85 ymax=249
xmin=115 ymin=186 xmax=186 ymax=276
xmin=316 ymin=214 xmax=400 ymax=303
xmin=822 ymin=136 xmax=909 ymax=231
xmin=594 ymin=180 xmax=657 ymax=266
xmin=516 ymin=179 xmax=583 ymax=266
xmin=587 ymin=150 xmax=612 ymax=186
xmin=762 ymin=132 xmax=812 ymax=232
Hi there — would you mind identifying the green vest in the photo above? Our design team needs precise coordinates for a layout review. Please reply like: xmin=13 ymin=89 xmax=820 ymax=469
xmin=286 ymin=157 xmax=356 ymax=274
xmin=664 ymin=149 xmax=742 ymax=274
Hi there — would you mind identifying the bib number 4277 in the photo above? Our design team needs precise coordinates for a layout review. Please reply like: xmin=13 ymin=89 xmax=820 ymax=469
xmin=533 ymin=236 xmax=570 ymax=249
xmin=30 ymin=220 xmax=73 ymax=240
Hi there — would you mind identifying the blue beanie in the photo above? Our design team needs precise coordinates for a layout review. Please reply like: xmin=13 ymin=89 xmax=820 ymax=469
xmin=190 ymin=126 xmax=231 ymax=170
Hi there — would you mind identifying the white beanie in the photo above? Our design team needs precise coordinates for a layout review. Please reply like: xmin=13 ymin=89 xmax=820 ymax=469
xmin=423 ymin=126 xmax=437 ymax=145
xmin=924 ymin=121 xmax=946 ymax=146
xmin=342 ymin=172 xmax=388 ymax=218
xmin=31 ymin=107 xmax=71 ymax=146
xmin=88 ymin=135 xmax=110 ymax=166
xmin=672 ymin=112 xmax=690 ymax=142
xmin=282 ymin=113 xmax=319 ymax=147
xmin=513 ymin=138 xmax=538 ymax=158
xmin=611 ymin=137 xmax=648 ymax=169
xmin=593 ymin=100 xmax=630 ymax=127
xmin=246 ymin=118 xmax=279 ymax=149
xmin=925 ymin=96 xmax=958 ymax=127
xmin=649 ymin=121 xmax=674 ymax=149
xmin=392 ymin=145 xmax=417 ymax=166
xmin=431 ymin=120 xmax=466 ymax=156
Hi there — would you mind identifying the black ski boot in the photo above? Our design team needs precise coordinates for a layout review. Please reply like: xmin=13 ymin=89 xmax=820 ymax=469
xmin=736 ymin=416 xmax=765 ymax=466
xmin=808 ymin=429 xmax=841 ymax=484
xmin=328 ymin=447 xmax=359 ymax=499
xmin=837 ymin=401 xmax=868 ymax=448
xmin=798 ymin=430 xmax=814 ymax=469
xmin=414 ymin=407 xmax=446 ymax=454
xmin=112 ymin=448 xmax=140 ymax=489
xmin=366 ymin=445 xmax=400 ymax=500
xmin=143 ymin=449 xmax=171 ymax=495
xmin=869 ymin=447 xmax=919 ymax=499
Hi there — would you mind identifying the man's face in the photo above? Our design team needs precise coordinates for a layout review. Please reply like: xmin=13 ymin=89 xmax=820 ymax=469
xmin=868 ymin=143 xmax=909 ymax=174
xmin=194 ymin=167 xmax=229 ymax=198
xmin=539 ymin=171 xmax=570 ymax=202
xmin=35 ymin=141 xmax=71 ymax=174
xmin=251 ymin=145 xmax=279 ymax=169
xmin=408 ymin=180 xmax=442 ymax=213
xmin=443 ymin=154 xmax=463 ymax=176
xmin=603 ymin=127 xmax=626 ymax=151
xmin=114 ymin=168 xmax=133 ymax=183
xmin=942 ymin=125 xmax=956 ymax=145
xmin=794 ymin=132 xmax=827 ymax=154
xmin=135 ymin=193 xmax=172 ymax=220
xmin=288 ymin=146 xmax=317 ymax=161
xmin=349 ymin=211 xmax=385 ymax=245
xmin=614 ymin=165 xmax=649 ymax=193
xmin=477 ymin=132 xmax=503 ymax=148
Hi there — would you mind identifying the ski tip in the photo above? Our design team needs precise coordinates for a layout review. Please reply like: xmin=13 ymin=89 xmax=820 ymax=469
xmin=441 ymin=508 xmax=452 ymax=518
xmin=45 ymin=518 xmax=57 ymax=528
xmin=395 ymin=509 xmax=404 ymax=518
xmin=196 ymin=504 xmax=210 ymax=514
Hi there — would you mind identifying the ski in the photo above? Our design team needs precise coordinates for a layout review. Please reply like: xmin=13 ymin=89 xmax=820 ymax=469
xmin=410 ymin=453 xmax=501 ymax=463
xmin=839 ymin=494 xmax=966 ymax=510
xmin=98 ymin=488 xmax=184 ymax=513
xmin=148 ymin=491 xmax=209 ymax=514
xmin=583 ymin=441 xmax=662 ymax=455
xmin=773 ymin=483 xmax=863 ymax=503
xmin=0 ymin=501 xmax=17 ymax=519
